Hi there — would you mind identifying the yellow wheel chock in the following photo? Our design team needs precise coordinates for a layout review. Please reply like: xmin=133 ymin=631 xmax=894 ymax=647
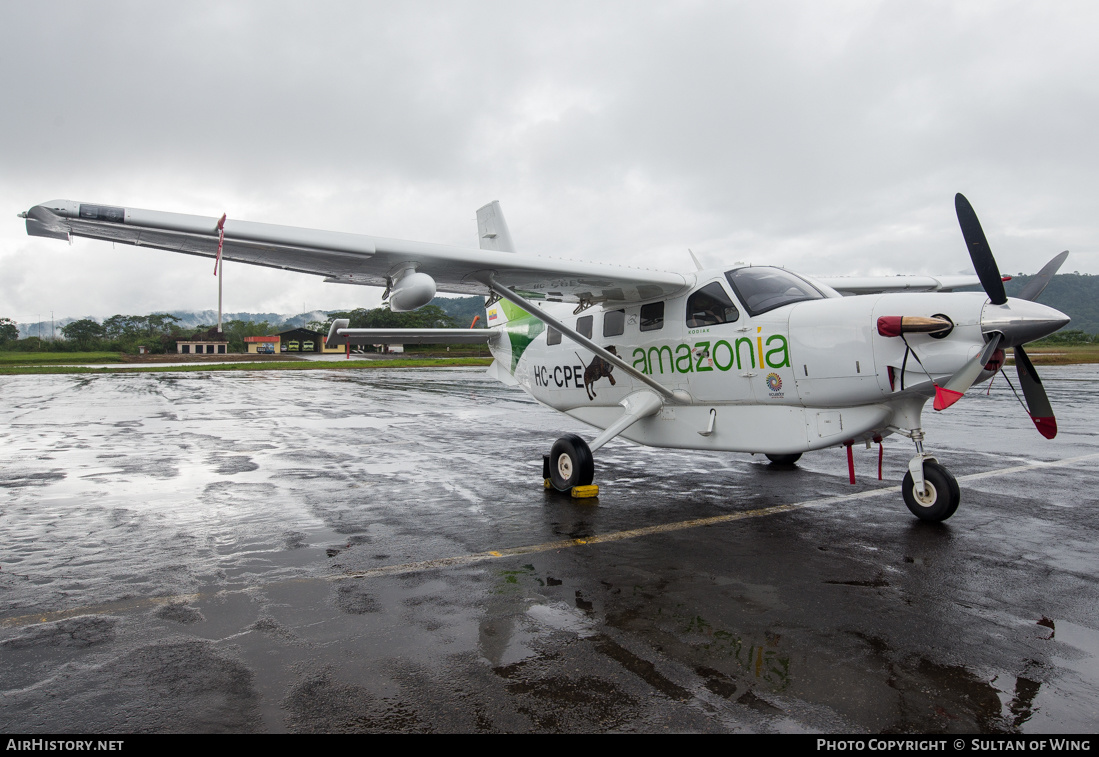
xmin=544 ymin=479 xmax=599 ymax=498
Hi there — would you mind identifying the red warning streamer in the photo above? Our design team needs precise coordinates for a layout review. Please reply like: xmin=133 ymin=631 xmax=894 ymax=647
xmin=213 ymin=214 xmax=227 ymax=275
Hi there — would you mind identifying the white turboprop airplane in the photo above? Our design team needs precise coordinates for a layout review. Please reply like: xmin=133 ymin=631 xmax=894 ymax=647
xmin=20 ymin=194 xmax=1070 ymax=521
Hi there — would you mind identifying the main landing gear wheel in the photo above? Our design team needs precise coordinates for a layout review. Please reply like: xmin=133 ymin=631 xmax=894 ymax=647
xmin=549 ymin=434 xmax=595 ymax=491
xmin=765 ymin=453 xmax=802 ymax=465
xmin=902 ymin=461 xmax=960 ymax=522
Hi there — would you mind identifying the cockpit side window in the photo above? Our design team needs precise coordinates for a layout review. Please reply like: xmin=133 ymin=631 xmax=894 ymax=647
xmin=686 ymin=282 xmax=739 ymax=327
xmin=725 ymin=267 xmax=824 ymax=316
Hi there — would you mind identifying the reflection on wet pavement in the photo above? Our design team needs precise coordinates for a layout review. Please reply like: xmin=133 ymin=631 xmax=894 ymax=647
xmin=1 ymin=366 xmax=1098 ymax=732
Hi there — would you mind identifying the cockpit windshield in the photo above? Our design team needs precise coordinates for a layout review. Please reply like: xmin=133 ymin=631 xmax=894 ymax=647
xmin=724 ymin=267 xmax=825 ymax=317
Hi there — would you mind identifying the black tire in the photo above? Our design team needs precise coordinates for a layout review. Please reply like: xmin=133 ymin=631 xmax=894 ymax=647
xmin=548 ymin=434 xmax=595 ymax=491
xmin=766 ymin=453 xmax=802 ymax=465
xmin=901 ymin=461 xmax=961 ymax=522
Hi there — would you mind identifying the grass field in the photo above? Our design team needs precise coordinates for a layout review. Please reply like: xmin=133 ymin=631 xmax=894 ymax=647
xmin=0 ymin=351 xmax=125 ymax=365
xmin=1013 ymin=344 xmax=1099 ymax=365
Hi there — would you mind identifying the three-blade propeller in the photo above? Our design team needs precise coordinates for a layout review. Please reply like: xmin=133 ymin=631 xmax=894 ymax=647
xmin=944 ymin=194 xmax=1064 ymax=438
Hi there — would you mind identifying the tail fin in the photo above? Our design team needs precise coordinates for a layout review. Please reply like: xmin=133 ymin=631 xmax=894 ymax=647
xmin=476 ymin=200 xmax=516 ymax=252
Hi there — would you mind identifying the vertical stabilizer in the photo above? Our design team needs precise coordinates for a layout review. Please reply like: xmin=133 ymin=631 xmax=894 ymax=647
xmin=476 ymin=200 xmax=516 ymax=252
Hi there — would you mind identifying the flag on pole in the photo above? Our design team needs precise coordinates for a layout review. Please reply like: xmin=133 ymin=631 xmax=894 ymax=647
xmin=213 ymin=213 xmax=227 ymax=275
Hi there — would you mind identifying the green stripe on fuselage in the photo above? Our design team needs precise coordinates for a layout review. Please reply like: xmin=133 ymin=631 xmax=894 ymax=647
xmin=501 ymin=300 xmax=545 ymax=372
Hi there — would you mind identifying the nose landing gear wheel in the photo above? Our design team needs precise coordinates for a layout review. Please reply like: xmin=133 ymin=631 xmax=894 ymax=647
xmin=765 ymin=453 xmax=802 ymax=465
xmin=902 ymin=461 xmax=960 ymax=522
xmin=549 ymin=434 xmax=594 ymax=491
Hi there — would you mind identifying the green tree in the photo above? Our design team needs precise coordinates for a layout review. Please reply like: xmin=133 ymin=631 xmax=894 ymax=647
xmin=1034 ymin=329 xmax=1096 ymax=345
xmin=432 ymin=296 xmax=488 ymax=327
xmin=144 ymin=313 xmax=181 ymax=335
xmin=219 ymin=319 xmax=275 ymax=352
xmin=13 ymin=336 xmax=46 ymax=352
xmin=60 ymin=319 xmax=106 ymax=350
xmin=0 ymin=317 xmax=18 ymax=346
xmin=100 ymin=313 xmax=184 ymax=353
xmin=327 ymin=304 xmax=458 ymax=330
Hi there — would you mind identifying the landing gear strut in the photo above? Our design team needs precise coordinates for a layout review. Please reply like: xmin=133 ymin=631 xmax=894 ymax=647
xmin=894 ymin=426 xmax=961 ymax=522
xmin=542 ymin=391 xmax=662 ymax=496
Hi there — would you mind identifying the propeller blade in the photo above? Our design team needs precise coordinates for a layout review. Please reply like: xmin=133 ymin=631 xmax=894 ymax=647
xmin=1014 ymin=345 xmax=1057 ymax=438
xmin=956 ymin=193 xmax=1007 ymax=305
xmin=1017 ymin=250 xmax=1069 ymax=302
xmin=934 ymin=333 xmax=1003 ymax=410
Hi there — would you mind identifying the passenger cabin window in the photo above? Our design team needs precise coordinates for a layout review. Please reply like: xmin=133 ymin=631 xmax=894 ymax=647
xmin=725 ymin=267 xmax=824 ymax=317
xmin=686 ymin=282 xmax=739 ymax=327
xmin=640 ymin=302 xmax=664 ymax=331
xmin=546 ymin=327 xmax=561 ymax=345
xmin=577 ymin=315 xmax=593 ymax=338
xmin=603 ymin=309 xmax=625 ymax=337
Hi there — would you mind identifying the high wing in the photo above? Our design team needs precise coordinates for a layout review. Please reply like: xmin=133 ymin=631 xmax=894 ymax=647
xmin=22 ymin=200 xmax=689 ymax=305
xmin=816 ymin=274 xmax=980 ymax=295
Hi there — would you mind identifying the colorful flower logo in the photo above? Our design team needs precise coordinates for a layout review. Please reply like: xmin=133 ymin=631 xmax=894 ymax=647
xmin=766 ymin=372 xmax=783 ymax=392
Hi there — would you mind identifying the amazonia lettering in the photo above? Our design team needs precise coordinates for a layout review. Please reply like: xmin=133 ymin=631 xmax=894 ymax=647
xmin=632 ymin=335 xmax=790 ymax=375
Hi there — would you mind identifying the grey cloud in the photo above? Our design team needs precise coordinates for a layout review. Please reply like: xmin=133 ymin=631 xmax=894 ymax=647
xmin=2 ymin=0 xmax=1096 ymax=319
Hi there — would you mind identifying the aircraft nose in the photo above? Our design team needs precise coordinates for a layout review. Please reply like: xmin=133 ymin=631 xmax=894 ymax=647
xmin=981 ymin=298 xmax=1071 ymax=347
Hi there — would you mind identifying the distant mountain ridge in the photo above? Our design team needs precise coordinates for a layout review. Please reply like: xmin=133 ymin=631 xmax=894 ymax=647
xmin=957 ymin=272 xmax=1099 ymax=336
xmin=1003 ymin=273 xmax=1099 ymax=336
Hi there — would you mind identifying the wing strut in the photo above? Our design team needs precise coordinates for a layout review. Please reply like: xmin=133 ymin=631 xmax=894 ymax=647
xmin=483 ymin=278 xmax=687 ymax=404
xmin=587 ymin=390 xmax=664 ymax=452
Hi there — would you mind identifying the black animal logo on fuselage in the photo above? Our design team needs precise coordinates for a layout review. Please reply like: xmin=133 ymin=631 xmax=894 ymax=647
xmin=576 ymin=347 xmax=618 ymax=400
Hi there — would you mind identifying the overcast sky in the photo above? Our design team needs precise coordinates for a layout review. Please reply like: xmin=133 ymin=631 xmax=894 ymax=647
xmin=2 ymin=0 xmax=1097 ymax=323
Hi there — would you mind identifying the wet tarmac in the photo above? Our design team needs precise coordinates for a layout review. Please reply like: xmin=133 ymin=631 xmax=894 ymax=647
xmin=1 ymin=365 xmax=1097 ymax=733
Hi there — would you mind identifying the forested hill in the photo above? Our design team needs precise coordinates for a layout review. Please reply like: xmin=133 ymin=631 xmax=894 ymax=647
xmin=1002 ymin=273 xmax=1099 ymax=336
xmin=429 ymin=296 xmax=487 ymax=326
